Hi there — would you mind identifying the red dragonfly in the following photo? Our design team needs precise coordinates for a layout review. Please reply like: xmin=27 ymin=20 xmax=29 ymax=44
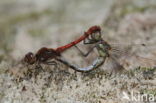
xmin=55 ymin=27 xmax=156 ymax=73
xmin=23 ymin=26 xmax=101 ymax=69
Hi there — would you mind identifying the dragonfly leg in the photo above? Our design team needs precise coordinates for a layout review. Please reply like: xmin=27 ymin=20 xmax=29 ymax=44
xmin=44 ymin=61 xmax=58 ymax=68
xmin=74 ymin=45 xmax=95 ymax=57
xmin=33 ymin=63 xmax=44 ymax=78
xmin=83 ymin=36 xmax=97 ymax=44
xmin=35 ymin=63 xmax=43 ymax=70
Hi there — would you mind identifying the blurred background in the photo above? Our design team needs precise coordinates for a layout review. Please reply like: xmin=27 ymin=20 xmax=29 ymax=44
xmin=0 ymin=0 xmax=156 ymax=63
xmin=0 ymin=0 xmax=114 ymax=62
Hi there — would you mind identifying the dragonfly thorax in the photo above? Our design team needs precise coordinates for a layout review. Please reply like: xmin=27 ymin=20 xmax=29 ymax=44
xmin=35 ymin=47 xmax=60 ymax=63
xmin=96 ymin=40 xmax=111 ymax=57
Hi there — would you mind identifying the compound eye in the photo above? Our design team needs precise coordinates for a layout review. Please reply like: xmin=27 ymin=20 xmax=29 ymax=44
xmin=26 ymin=52 xmax=34 ymax=58
xmin=29 ymin=53 xmax=33 ymax=57
xmin=96 ymin=31 xmax=101 ymax=36
xmin=24 ymin=52 xmax=35 ymax=64
xmin=91 ymin=31 xmax=100 ymax=40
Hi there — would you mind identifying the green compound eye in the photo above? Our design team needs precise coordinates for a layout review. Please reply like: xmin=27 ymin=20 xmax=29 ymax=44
xmin=91 ymin=32 xmax=101 ymax=40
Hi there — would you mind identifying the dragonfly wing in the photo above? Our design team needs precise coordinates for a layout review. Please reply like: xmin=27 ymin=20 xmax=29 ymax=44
xmin=124 ymin=54 xmax=156 ymax=68
xmin=109 ymin=45 xmax=156 ymax=69
xmin=103 ymin=55 xmax=125 ymax=73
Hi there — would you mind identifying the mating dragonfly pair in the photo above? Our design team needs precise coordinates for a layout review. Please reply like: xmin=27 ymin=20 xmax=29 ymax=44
xmin=23 ymin=26 xmax=156 ymax=73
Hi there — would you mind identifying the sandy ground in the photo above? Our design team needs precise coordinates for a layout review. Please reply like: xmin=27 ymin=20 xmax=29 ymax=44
xmin=0 ymin=0 xmax=156 ymax=103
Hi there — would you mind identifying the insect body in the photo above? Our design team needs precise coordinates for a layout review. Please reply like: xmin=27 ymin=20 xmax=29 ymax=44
xmin=23 ymin=26 xmax=101 ymax=69
xmin=56 ymin=32 xmax=118 ymax=72
xmin=24 ymin=25 xmax=154 ymax=73
xmin=58 ymin=26 xmax=156 ymax=72
xmin=56 ymin=41 xmax=111 ymax=72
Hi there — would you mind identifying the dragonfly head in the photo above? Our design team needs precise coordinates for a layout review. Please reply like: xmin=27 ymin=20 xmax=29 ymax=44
xmin=91 ymin=31 xmax=102 ymax=41
xmin=87 ymin=26 xmax=102 ymax=42
xmin=24 ymin=52 xmax=36 ymax=65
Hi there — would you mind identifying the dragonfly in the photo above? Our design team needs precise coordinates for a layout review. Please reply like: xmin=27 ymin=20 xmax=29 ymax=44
xmin=23 ymin=26 xmax=101 ymax=69
xmin=56 ymin=27 xmax=156 ymax=73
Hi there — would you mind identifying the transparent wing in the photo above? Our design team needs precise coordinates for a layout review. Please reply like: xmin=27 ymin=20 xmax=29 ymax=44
xmin=103 ymin=55 xmax=125 ymax=73
xmin=108 ymin=43 xmax=156 ymax=69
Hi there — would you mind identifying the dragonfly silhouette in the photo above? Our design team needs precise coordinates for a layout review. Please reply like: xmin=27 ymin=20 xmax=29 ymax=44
xmin=56 ymin=27 xmax=156 ymax=72
xmin=23 ymin=26 xmax=101 ymax=69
